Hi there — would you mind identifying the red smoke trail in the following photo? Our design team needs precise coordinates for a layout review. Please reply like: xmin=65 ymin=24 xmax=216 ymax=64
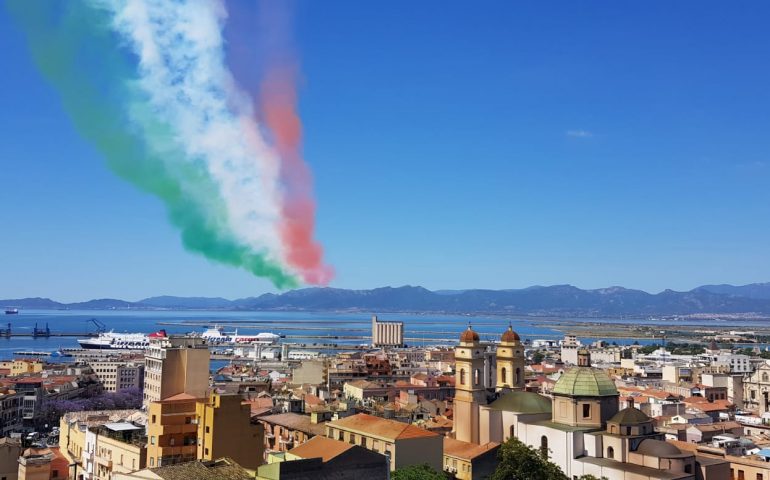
xmin=257 ymin=2 xmax=333 ymax=285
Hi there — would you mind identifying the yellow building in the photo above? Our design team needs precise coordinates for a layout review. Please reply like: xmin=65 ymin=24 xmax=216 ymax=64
xmin=143 ymin=337 xmax=209 ymax=408
xmin=196 ymin=392 xmax=264 ymax=470
xmin=82 ymin=423 xmax=147 ymax=479
xmin=325 ymin=413 xmax=442 ymax=471
xmin=147 ymin=392 xmax=265 ymax=470
xmin=146 ymin=393 xmax=199 ymax=468
xmin=442 ymin=437 xmax=499 ymax=480
xmin=11 ymin=359 xmax=43 ymax=376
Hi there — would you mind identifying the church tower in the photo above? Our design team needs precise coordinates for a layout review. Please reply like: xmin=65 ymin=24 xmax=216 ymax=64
xmin=497 ymin=324 xmax=525 ymax=392
xmin=453 ymin=325 xmax=487 ymax=444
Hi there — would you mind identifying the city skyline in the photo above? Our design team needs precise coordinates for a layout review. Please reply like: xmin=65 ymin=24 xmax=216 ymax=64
xmin=2 ymin=2 xmax=770 ymax=302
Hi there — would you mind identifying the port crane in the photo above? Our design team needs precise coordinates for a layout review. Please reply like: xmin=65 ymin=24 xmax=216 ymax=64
xmin=88 ymin=318 xmax=107 ymax=334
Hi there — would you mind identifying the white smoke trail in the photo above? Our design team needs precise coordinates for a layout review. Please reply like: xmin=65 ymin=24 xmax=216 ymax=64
xmin=93 ymin=0 xmax=287 ymax=266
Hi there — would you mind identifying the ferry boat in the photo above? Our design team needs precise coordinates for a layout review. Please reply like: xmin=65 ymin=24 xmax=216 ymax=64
xmin=4 ymin=308 xmax=19 ymax=315
xmin=77 ymin=329 xmax=167 ymax=350
xmin=199 ymin=325 xmax=280 ymax=345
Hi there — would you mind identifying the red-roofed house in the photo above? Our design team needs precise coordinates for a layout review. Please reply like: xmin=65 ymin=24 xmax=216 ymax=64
xmin=325 ymin=413 xmax=442 ymax=471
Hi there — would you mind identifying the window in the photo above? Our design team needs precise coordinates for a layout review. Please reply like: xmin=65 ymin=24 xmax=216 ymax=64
xmin=460 ymin=369 xmax=466 ymax=385
xmin=52 ymin=471 xmax=58 ymax=479
xmin=501 ymin=367 xmax=507 ymax=384
xmin=582 ymin=404 xmax=591 ymax=418
xmin=150 ymin=457 xmax=155 ymax=467
xmin=205 ymin=448 xmax=209 ymax=455
xmin=337 ymin=430 xmax=344 ymax=441
xmin=474 ymin=369 xmax=480 ymax=385
xmin=757 ymin=474 xmax=763 ymax=480
xmin=606 ymin=447 xmax=614 ymax=459
xmin=205 ymin=426 xmax=210 ymax=433
xmin=515 ymin=368 xmax=520 ymax=385
xmin=509 ymin=425 xmax=515 ymax=440
xmin=739 ymin=470 xmax=745 ymax=480
xmin=152 ymin=415 xmax=156 ymax=423
xmin=763 ymin=373 xmax=769 ymax=383
xmin=170 ymin=437 xmax=175 ymax=446
xmin=185 ymin=416 xmax=191 ymax=424
xmin=540 ymin=436 xmax=548 ymax=459
xmin=150 ymin=436 xmax=155 ymax=445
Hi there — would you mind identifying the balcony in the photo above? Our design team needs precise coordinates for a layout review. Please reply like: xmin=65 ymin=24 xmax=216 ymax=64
xmin=152 ymin=423 xmax=198 ymax=436
xmin=95 ymin=455 xmax=112 ymax=468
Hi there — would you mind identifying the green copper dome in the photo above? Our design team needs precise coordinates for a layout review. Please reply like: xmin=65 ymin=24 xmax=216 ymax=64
xmin=552 ymin=367 xmax=618 ymax=397
xmin=490 ymin=391 xmax=552 ymax=414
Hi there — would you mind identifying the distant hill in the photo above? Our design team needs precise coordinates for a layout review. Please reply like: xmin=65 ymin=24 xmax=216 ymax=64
xmin=3 ymin=282 xmax=770 ymax=316
xmin=693 ymin=283 xmax=770 ymax=300
xmin=139 ymin=296 xmax=234 ymax=309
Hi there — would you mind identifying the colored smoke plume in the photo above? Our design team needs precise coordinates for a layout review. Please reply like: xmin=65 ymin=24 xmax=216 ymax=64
xmin=7 ymin=0 xmax=332 ymax=288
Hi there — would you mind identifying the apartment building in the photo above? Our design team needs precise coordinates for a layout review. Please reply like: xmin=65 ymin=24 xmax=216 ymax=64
xmin=143 ymin=336 xmax=209 ymax=407
xmin=89 ymin=360 xmax=144 ymax=392
xmin=81 ymin=423 xmax=147 ymax=480
xmin=325 ymin=413 xmax=442 ymax=471
xmin=0 ymin=387 xmax=23 ymax=436
xmin=146 ymin=394 xmax=199 ymax=468
xmin=146 ymin=391 xmax=264 ymax=469
xmin=195 ymin=392 xmax=264 ymax=469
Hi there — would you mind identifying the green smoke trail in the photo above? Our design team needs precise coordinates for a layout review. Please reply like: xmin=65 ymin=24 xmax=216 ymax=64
xmin=6 ymin=1 xmax=298 ymax=288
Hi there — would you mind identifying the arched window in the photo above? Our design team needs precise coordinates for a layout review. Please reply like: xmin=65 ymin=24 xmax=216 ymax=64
xmin=460 ymin=369 xmax=466 ymax=385
xmin=501 ymin=367 xmax=507 ymax=384
xmin=540 ymin=436 xmax=549 ymax=459
xmin=515 ymin=367 xmax=521 ymax=385
xmin=474 ymin=369 xmax=480 ymax=386
xmin=606 ymin=446 xmax=614 ymax=459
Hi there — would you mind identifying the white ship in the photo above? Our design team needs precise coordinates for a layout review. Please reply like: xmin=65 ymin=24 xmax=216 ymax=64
xmin=199 ymin=325 xmax=280 ymax=345
xmin=77 ymin=330 xmax=167 ymax=350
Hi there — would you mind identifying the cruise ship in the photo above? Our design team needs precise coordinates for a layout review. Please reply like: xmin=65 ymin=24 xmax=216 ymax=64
xmin=77 ymin=330 xmax=167 ymax=350
xmin=199 ymin=325 xmax=280 ymax=345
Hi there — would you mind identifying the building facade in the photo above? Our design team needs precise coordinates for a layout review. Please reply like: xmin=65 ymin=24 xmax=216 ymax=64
xmin=143 ymin=336 xmax=209 ymax=407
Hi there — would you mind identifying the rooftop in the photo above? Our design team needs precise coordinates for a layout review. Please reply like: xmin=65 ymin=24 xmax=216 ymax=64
xmin=288 ymin=436 xmax=354 ymax=462
xmin=327 ymin=413 xmax=439 ymax=441
xmin=489 ymin=391 xmax=552 ymax=414
xmin=150 ymin=458 xmax=252 ymax=480
xmin=608 ymin=407 xmax=652 ymax=426
xmin=443 ymin=437 xmax=499 ymax=460
xmin=259 ymin=413 xmax=327 ymax=436
xmin=552 ymin=367 xmax=618 ymax=397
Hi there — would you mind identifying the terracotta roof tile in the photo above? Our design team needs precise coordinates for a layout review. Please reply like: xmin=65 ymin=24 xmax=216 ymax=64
xmin=328 ymin=413 xmax=438 ymax=441
xmin=288 ymin=436 xmax=354 ymax=462
xmin=443 ymin=437 xmax=499 ymax=460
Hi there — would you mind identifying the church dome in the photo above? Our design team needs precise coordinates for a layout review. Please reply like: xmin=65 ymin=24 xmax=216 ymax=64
xmin=608 ymin=406 xmax=651 ymax=426
xmin=489 ymin=391 xmax=551 ymax=414
xmin=552 ymin=367 xmax=618 ymax=397
xmin=501 ymin=325 xmax=520 ymax=343
xmin=459 ymin=326 xmax=480 ymax=343
xmin=635 ymin=439 xmax=690 ymax=458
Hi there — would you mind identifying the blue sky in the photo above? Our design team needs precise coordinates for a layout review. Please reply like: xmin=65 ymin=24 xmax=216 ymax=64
xmin=1 ymin=1 xmax=769 ymax=302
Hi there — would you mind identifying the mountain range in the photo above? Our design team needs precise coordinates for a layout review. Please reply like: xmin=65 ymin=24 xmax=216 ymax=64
xmin=3 ymin=282 xmax=770 ymax=316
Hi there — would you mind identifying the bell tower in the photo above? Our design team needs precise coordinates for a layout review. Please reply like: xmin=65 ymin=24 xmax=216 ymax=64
xmin=453 ymin=325 xmax=487 ymax=443
xmin=497 ymin=324 xmax=525 ymax=392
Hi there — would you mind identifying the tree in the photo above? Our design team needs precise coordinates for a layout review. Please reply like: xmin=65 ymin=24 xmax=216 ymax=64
xmin=531 ymin=351 xmax=545 ymax=364
xmin=392 ymin=464 xmax=447 ymax=480
xmin=491 ymin=437 xmax=566 ymax=480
